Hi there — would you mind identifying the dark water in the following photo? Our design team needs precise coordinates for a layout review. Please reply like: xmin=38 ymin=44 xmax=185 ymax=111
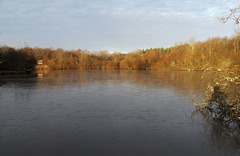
xmin=0 ymin=70 xmax=239 ymax=156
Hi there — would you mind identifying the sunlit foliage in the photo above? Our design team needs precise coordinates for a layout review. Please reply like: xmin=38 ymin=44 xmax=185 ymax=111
xmin=1 ymin=35 xmax=240 ymax=71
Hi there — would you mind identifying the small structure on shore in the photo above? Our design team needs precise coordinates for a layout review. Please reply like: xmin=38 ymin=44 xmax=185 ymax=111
xmin=37 ymin=60 xmax=43 ymax=65
xmin=35 ymin=60 xmax=49 ymax=71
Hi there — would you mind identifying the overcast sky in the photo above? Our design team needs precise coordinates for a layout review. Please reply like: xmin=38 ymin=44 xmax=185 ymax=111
xmin=0 ymin=0 xmax=237 ymax=53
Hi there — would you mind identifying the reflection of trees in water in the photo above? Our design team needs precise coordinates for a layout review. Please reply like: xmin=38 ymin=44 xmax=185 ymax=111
xmin=0 ymin=79 xmax=4 ymax=87
xmin=193 ymin=104 xmax=240 ymax=155
xmin=197 ymin=114 xmax=240 ymax=156
xmin=36 ymin=70 xmax=206 ymax=95
xmin=2 ymin=70 xmax=239 ymax=154
xmin=208 ymin=86 xmax=230 ymax=122
xmin=0 ymin=71 xmax=231 ymax=100
xmin=194 ymin=110 xmax=240 ymax=155
xmin=0 ymin=74 xmax=38 ymax=100
xmin=0 ymin=74 xmax=37 ymax=88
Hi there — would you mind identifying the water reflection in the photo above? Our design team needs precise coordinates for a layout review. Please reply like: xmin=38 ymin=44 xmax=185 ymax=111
xmin=32 ymin=70 xmax=206 ymax=95
xmin=0 ymin=70 xmax=239 ymax=155
xmin=193 ymin=112 xmax=240 ymax=156
xmin=0 ymin=70 xmax=207 ymax=95
xmin=191 ymin=72 xmax=240 ymax=155
xmin=209 ymin=86 xmax=229 ymax=120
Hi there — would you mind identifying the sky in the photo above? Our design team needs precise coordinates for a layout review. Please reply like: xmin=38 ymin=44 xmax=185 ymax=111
xmin=0 ymin=0 xmax=238 ymax=53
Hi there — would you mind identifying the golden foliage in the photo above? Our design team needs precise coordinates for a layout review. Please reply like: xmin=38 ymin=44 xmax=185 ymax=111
xmin=1 ymin=36 xmax=240 ymax=71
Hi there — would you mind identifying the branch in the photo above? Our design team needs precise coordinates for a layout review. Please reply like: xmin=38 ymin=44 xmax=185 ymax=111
xmin=219 ymin=6 xmax=240 ymax=24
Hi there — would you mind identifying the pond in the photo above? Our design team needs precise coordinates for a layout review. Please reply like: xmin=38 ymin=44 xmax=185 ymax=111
xmin=0 ymin=70 xmax=239 ymax=156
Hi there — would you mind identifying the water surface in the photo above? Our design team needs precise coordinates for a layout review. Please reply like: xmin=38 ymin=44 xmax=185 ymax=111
xmin=0 ymin=70 xmax=239 ymax=156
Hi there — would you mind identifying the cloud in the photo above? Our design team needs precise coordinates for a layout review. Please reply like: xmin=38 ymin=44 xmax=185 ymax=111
xmin=0 ymin=0 xmax=235 ymax=52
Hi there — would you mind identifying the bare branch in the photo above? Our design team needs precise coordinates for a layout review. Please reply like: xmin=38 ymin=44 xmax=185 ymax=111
xmin=219 ymin=6 xmax=240 ymax=24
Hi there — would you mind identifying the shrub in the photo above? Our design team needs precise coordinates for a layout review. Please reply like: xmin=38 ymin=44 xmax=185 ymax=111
xmin=192 ymin=71 xmax=240 ymax=129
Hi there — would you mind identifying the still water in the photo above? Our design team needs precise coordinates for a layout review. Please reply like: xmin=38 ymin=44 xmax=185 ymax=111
xmin=0 ymin=70 xmax=239 ymax=156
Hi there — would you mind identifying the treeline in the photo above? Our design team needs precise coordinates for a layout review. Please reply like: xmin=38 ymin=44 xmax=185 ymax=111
xmin=1 ymin=35 xmax=240 ymax=71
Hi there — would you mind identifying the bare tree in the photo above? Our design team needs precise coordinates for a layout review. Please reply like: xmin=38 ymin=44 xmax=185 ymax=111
xmin=189 ymin=36 xmax=196 ymax=53
xmin=219 ymin=1 xmax=240 ymax=24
